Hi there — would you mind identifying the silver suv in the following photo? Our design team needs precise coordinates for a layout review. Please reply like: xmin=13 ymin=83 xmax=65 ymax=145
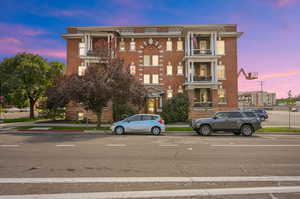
xmin=191 ymin=111 xmax=262 ymax=136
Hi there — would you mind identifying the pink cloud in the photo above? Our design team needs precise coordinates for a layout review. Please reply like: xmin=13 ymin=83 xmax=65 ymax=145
xmin=0 ymin=22 xmax=46 ymax=37
xmin=239 ymin=70 xmax=300 ymax=98
xmin=0 ymin=37 xmax=22 ymax=45
xmin=272 ymin=0 xmax=299 ymax=7
xmin=259 ymin=70 xmax=300 ymax=80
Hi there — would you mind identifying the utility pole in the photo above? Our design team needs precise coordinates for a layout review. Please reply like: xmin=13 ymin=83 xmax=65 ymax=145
xmin=288 ymin=90 xmax=292 ymax=129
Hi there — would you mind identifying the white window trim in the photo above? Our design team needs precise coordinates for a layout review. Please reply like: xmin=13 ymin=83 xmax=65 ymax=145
xmin=152 ymin=55 xmax=159 ymax=66
xmin=216 ymin=40 xmax=225 ymax=55
xmin=129 ymin=38 xmax=136 ymax=51
xmin=119 ymin=38 xmax=126 ymax=52
xmin=167 ymin=89 xmax=173 ymax=99
xmin=167 ymin=62 xmax=173 ymax=76
xmin=177 ymin=63 xmax=183 ymax=75
xmin=166 ymin=38 xmax=172 ymax=51
xmin=143 ymin=74 xmax=150 ymax=84
xmin=130 ymin=63 xmax=136 ymax=75
xmin=152 ymin=74 xmax=159 ymax=84
xmin=217 ymin=64 xmax=226 ymax=80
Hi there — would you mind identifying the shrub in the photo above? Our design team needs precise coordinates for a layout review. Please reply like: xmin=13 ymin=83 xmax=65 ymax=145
xmin=113 ymin=103 xmax=138 ymax=121
xmin=161 ymin=93 xmax=189 ymax=123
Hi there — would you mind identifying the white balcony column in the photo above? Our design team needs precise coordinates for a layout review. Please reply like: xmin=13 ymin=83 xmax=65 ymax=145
xmin=214 ymin=60 xmax=218 ymax=82
xmin=186 ymin=32 xmax=190 ymax=56
xmin=191 ymin=61 xmax=194 ymax=82
xmin=191 ymin=33 xmax=194 ymax=56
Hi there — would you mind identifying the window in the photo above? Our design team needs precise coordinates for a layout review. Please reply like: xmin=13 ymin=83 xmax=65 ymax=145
xmin=177 ymin=62 xmax=183 ymax=75
xmin=244 ymin=112 xmax=256 ymax=118
xmin=127 ymin=115 xmax=142 ymax=122
xmin=178 ymin=85 xmax=183 ymax=93
xmin=199 ymin=40 xmax=208 ymax=50
xmin=217 ymin=64 xmax=226 ymax=80
xmin=144 ymin=74 xmax=150 ymax=84
xmin=166 ymin=38 xmax=172 ymax=51
xmin=79 ymin=42 xmax=85 ymax=56
xmin=78 ymin=112 xmax=84 ymax=120
xmin=167 ymin=89 xmax=173 ymax=98
xmin=215 ymin=112 xmax=228 ymax=119
xmin=119 ymin=38 xmax=125 ymax=51
xmin=130 ymin=38 xmax=135 ymax=51
xmin=78 ymin=66 xmax=86 ymax=76
xmin=167 ymin=62 xmax=173 ymax=75
xmin=218 ymin=87 xmax=226 ymax=103
xmin=152 ymin=55 xmax=159 ymax=66
xmin=152 ymin=74 xmax=159 ymax=84
xmin=130 ymin=62 xmax=135 ymax=75
xmin=177 ymin=38 xmax=183 ymax=51
xmin=144 ymin=55 xmax=150 ymax=66
xmin=228 ymin=112 xmax=243 ymax=118
xmin=142 ymin=115 xmax=154 ymax=120
xmin=199 ymin=65 xmax=208 ymax=76
xmin=216 ymin=40 xmax=225 ymax=55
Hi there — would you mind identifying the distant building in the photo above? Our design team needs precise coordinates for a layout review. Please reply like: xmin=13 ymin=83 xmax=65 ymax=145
xmin=238 ymin=91 xmax=276 ymax=107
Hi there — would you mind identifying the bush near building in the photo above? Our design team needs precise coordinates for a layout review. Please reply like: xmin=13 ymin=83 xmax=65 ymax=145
xmin=161 ymin=93 xmax=189 ymax=124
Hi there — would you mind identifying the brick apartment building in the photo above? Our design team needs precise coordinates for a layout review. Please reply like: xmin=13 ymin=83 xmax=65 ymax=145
xmin=62 ymin=24 xmax=243 ymax=122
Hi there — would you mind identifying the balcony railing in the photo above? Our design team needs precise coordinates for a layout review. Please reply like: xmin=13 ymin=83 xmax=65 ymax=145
xmin=193 ymin=49 xmax=212 ymax=55
xmin=193 ymin=75 xmax=212 ymax=82
xmin=193 ymin=101 xmax=212 ymax=108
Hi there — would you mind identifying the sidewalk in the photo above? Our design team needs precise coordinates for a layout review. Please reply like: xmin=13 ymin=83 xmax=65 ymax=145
xmin=2 ymin=121 xmax=300 ymax=129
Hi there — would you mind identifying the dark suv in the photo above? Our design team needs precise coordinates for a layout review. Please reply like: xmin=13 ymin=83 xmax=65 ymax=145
xmin=249 ymin=109 xmax=268 ymax=121
xmin=191 ymin=111 xmax=262 ymax=136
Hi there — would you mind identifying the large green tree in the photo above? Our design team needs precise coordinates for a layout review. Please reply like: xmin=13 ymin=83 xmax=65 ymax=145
xmin=0 ymin=53 xmax=64 ymax=118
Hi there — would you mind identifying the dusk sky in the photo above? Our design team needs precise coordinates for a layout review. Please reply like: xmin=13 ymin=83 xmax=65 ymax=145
xmin=1 ymin=0 xmax=299 ymax=98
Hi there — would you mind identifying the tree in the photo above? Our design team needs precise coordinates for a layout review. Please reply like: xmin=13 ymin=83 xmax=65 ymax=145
xmin=161 ymin=93 xmax=189 ymax=123
xmin=0 ymin=53 xmax=64 ymax=118
xmin=47 ymin=42 xmax=146 ymax=127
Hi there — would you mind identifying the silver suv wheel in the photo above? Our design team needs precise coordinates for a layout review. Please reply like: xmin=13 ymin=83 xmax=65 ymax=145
xmin=115 ymin=126 xmax=124 ymax=135
xmin=200 ymin=125 xmax=211 ymax=136
xmin=151 ymin=127 xmax=161 ymax=136
xmin=241 ymin=124 xmax=253 ymax=136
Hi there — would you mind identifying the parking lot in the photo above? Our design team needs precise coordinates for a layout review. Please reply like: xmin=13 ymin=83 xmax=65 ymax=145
xmin=0 ymin=131 xmax=300 ymax=198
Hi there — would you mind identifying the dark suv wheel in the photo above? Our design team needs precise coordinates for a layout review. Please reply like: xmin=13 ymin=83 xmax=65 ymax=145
xmin=241 ymin=124 xmax=253 ymax=136
xmin=199 ymin=124 xmax=211 ymax=136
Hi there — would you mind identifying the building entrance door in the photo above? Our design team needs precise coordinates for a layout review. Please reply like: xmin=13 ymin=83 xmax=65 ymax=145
xmin=147 ymin=98 xmax=157 ymax=114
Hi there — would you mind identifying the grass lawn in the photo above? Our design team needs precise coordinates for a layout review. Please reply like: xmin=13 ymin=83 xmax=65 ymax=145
xmin=257 ymin=127 xmax=300 ymax=133
xmin=3 ymin=117 xmax=47 ymax=123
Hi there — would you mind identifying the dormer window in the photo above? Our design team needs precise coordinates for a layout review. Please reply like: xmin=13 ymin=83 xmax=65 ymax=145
xmin=166 ymin=38 xmax=172 ymax=51
xmin=119 ymin=38 xmax=125 ymax=51
xmin=130 ymin=38 xmax=135 ymax=51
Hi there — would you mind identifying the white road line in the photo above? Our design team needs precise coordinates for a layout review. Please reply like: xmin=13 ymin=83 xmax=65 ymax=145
xmin=55 ymin=145 xmax=75 ymax=147
xmin=1 ymin=176 xmax=300 ymax=183
xmin=159 ymin=144 xmax=178 ymax=147
xmin=211 ymin=144 xmax=300 ymax=147
xmin=0 ymin=145 xmax=19 ymax=147
xmin=1 ymin=186 xmax=300 ymax=199
xmin=105 ymin=144 xmax=127 ymax=147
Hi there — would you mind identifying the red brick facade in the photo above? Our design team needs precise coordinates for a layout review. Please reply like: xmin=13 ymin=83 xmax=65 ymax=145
xmin=62 ymin=25 xmax=242 ymax=122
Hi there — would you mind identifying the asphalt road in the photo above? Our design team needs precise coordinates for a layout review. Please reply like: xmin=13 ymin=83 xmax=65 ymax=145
xmin=1 ymin=131 xmax=300 ymax=198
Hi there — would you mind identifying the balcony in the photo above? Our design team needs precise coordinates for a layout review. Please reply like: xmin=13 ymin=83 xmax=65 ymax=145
xmin=193 ymin=75 xmax=212 ymax=82
xmin=193 ymin=49 xmax=212 ymax=56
